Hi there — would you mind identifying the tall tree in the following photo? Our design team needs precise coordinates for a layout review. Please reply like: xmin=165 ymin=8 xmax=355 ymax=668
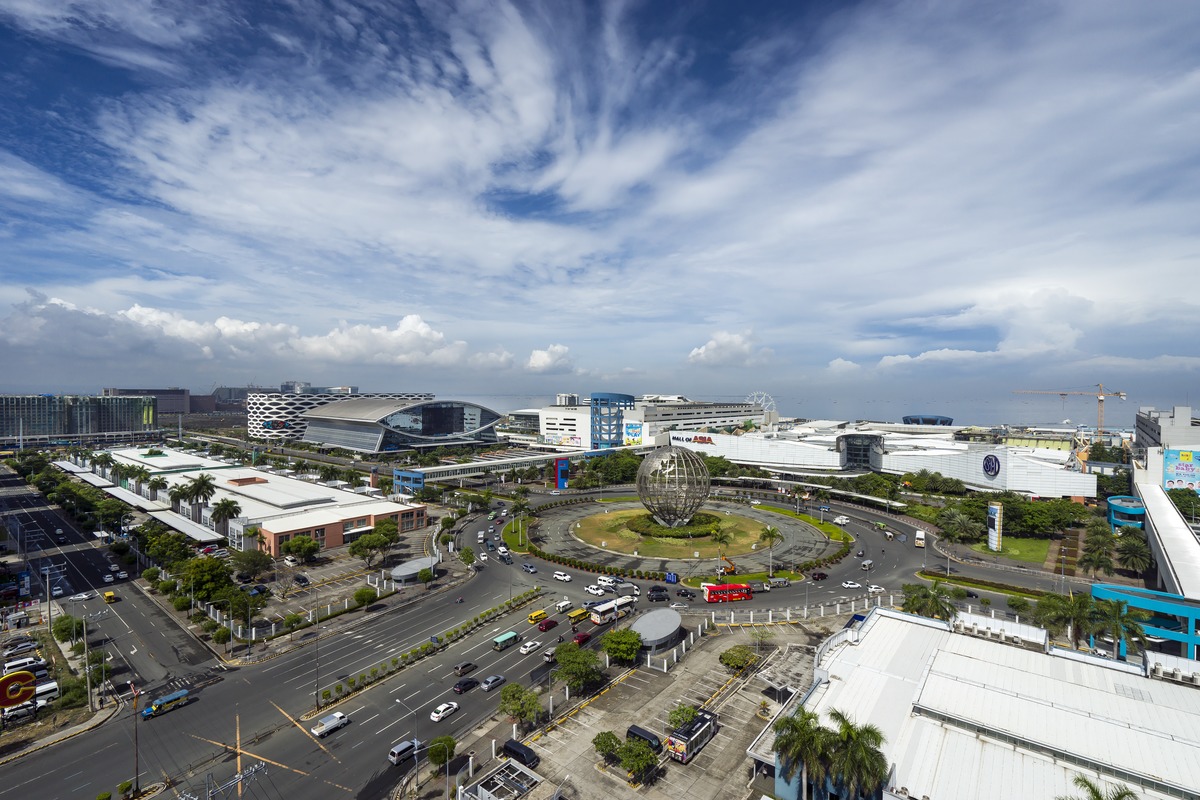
xmin=1115 ymin=536 xmax=1152 ymax=575
xmin=711 ymin=529 xmax=733 ymax=574
xmin=759 ymin=525 xmax=784 ymax=577
xmin=147 ymin=476 xmax=168 ymax=499
xmin=210 ymin=498 xmax=242 ymax=537
xmin=185 ymin=473 xmax=218 ymax=521
xmin=1055 ymin=774 xmax=1140 ymax=800
xmin=825 ymin=709 xmax=888 ymax=800
xmin=901 ymin=582 xmax=957 ymax=621
xmin=1092 ymin=599 xmax=1149 ymax=659
xmin=772 ymin=708 xmax=831 ymax=800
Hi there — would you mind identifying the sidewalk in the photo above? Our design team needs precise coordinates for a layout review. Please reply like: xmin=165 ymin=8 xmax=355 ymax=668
xmin=0 ymin=695 xmax=122 ymax=767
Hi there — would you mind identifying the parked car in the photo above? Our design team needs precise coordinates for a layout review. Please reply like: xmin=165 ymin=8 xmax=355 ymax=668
xmin=521 ymin=563 xmax=537 ymax=574
xmin=519 ymin=640 xmax=542 ymax=655
xmin=294 ymin=574 xmax=310 ymax=586
xmin=841 ymin=580 xmax=861 ymax=589
xmin=552 ymin=571 xmax=571 ymax=582
xmin=430 ymin=702 xmax=459 ymax=722
xmin=452 ymin=678 xmax=479 ymax=694
xmin=480 ymin=675 xmax=506 ymax=692
xmin=585 ymin=585 xmax=605 ymax=596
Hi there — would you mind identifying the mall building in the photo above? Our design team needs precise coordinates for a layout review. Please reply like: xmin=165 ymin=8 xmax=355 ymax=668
xmin=666 ymin=421 xmax=1097 ymax=500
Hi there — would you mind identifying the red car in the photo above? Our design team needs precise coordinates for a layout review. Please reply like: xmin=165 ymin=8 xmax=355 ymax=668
xmin=537 ymin=618 xmax=559 ymax=633
xmin=572 ymin=632 xmax=591 ymax=646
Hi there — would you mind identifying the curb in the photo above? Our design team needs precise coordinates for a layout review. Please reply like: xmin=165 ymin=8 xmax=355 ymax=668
xmin=0 ymin=698 xmax=123 ymax=768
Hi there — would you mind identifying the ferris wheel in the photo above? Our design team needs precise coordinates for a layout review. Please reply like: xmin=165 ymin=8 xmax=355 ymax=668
xmin=745 ymin=391 xmax=777 ymax=413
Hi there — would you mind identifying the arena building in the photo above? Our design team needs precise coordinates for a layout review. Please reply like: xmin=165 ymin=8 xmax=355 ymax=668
xmin=299 ymin=397 xmax=502 ymax=454
xmin=246 ymin=391 xmax=434 ymax=443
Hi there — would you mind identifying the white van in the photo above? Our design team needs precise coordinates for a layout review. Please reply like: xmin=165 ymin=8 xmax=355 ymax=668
xmin=4 ymin=657 xmax=43 ymax=674
xmin=595 ymin=575 xmax=618 ymax=588
xmin=477 ymin=531 xmax=485 ymax=543
xmin=861 ymin=559 xmax=874 ymax=571
xmin=834 ymin=515 xmax=850 ymax=525
xmin=554 ymin=600 xmax=573 ymax=613
xmin=34 ymin=681 xmax=59 ymax=702
xmin=388 ymin=738 xmax=421 ymax=766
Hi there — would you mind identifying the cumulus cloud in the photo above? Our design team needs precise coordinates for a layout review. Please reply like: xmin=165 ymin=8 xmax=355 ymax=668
xmin=526 ymin=344 xmax=575 ymax=374
xmin=687 ymin=331 xmax=772 ymax=367
xmin=827 ymin=358 xmax=860 ymax=373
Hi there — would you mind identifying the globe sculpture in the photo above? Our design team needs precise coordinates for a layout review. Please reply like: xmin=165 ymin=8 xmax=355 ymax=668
xmin=636 ymin=446 xmax=711 ymax=527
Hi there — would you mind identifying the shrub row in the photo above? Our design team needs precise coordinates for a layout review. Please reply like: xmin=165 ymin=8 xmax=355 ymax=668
xmin=623 ymin=512 xmax=722 ymax=539
xmin=525 ymin=544 xmax=668 ymax=581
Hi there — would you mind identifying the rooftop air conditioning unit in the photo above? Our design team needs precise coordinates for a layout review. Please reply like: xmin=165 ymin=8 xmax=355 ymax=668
xmin=1151 ymin=663 xmax=1163 ymax=677
xmin=1172 ymin=668 xmax=1182 ymax=681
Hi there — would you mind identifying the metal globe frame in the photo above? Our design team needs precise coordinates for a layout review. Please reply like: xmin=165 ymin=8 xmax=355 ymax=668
xmin=635 ymin=446 xmax=712 ymax=527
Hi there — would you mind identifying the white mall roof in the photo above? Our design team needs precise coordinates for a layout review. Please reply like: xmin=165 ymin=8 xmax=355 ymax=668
xmin=805 ymin=609 xmax=1200 ymax=800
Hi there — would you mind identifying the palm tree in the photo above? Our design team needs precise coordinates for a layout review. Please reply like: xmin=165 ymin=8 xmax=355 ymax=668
xmin=210 ymin=498 xmax=243 ymax=537
xmin=185 ymin=473 xmax=218 ymax=522
xmin=93 ymin=453 xmax=114 ymax=478
xmin=937 ymin=509 xmax=983 ymax=552
xmin=759 ymin=526 xmax=784 ymax=577
xmin=167 ymin=484 xmax=188 ymax=515
xmin=825 ymin=709 xmax=888 ymax=800
xmin=772 ymin=709 xmax=830 ymax=800
xmin=1077 ymin=548 xmax=1116 ymax=579
xmin=1115 ymin=536 xmax=1152 ymax=575
xmin=1055 ymin=773 xmax=1140 ymax=800
xmin=711 ymin=529 xmax=733 ymax=575
xmin=147 ymin=476 xmax=168 ymax=500
xmin=1037 ymin=592 xmax=1099 ymax=649
xmin=1092 ymin=599 xmax=1149 ymax=659
xmin=901 ymin=581 xmax=957 ymax=621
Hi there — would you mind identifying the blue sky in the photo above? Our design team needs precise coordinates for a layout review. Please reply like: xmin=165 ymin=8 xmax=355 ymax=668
xmin=1 ymin=1 xmax=1198 ymax=426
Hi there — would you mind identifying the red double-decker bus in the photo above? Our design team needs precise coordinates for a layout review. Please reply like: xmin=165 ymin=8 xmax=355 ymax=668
xmin=701 ymin=582 xmax=753 ymax=603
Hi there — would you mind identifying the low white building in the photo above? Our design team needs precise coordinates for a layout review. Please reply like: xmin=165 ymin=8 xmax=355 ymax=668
xmin=749 ymin=608 xmax=1200 ymax=800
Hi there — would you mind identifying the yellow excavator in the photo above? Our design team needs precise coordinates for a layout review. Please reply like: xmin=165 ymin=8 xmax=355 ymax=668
xmin=717 ymin=556 xmax=737 ymax=576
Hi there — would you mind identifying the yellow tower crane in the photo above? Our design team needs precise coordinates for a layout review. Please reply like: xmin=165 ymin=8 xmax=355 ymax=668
xmin=1013 ymin=384 xmax=1127 ymax=438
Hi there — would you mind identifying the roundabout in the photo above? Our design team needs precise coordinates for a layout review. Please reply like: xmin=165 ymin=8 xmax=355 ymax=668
xmin=525 ymin=499 xmax=840 ymax=581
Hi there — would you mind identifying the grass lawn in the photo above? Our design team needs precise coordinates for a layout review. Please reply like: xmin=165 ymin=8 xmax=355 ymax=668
xmin=573 ymin=508 xmax=778 ymax=561
xmin=967 ymin=537 xmax=1051 ymax=564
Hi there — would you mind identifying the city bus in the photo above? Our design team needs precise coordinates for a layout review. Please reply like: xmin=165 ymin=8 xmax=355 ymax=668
xmin=589 ymin=596 xmax=636 ymax=625
xmin=141 ymin=689 xmax=192 ymax=720
xmin=701 ymin=583 xmax=754 ymax=603
xmin=665 ymin=708 xmax=718 ymax=763
xmin=492 ymin=631 xmax=520 ymax=651
xmin=914 ymin=530 xmax=926 ymax=548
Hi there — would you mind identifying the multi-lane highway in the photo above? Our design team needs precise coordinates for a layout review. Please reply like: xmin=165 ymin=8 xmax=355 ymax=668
xmin=0 ymin=478 xmax=1081 ymax=799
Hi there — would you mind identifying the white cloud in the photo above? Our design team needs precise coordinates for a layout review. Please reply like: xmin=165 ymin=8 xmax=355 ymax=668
xmin=526 ymin=344 xmax=574 ymax=374
xmin=827 ymin=358 xmax=860 ymax=373
xmin=688 ymin=331 xmax=772 ymax=367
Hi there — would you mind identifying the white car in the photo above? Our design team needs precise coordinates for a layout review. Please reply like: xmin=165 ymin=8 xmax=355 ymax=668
xmin=585 ymin=584 xmax=605 ymax=596
xmin=116 ymin=571 xmax=129 ymax=580
xmin=867 ymin=585 xmax=885 ymax=594
xmin=553 ymin=571 xmax=571 ymax=582
xmin=68 ymin=592 xmax=93 ymax=601
xmin=519 ymin=640 xmax=542 ymax=655
xmin=669 ymin=602 xmax=689 ymax=611
xmin=103 ymin=574 xmax=115 ymax=584
xmin=497 ymin=546 xmax=509 ymax=557
xmin=841 ymin=580 xmax=861 ymax=590
xmin=50 ymin=586 xmax=64 ymax=598
xmin=429 ymin=702 xmax=459 ymax=722
xmin=108 ymin=563 xmax=121 ymax=572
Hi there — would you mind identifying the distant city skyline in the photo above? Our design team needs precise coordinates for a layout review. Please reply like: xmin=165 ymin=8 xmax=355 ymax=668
xmin=1 ymin=2 xmax=1198 ymax=427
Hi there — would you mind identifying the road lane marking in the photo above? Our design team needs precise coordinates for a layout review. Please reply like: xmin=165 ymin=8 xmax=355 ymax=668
xmin=269 ymin=700 xmax=340 ymax=762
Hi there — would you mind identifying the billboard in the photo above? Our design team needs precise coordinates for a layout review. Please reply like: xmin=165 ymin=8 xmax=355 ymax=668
xmin=1164 ymin=450 xmax=1200 ymax=495
xmin=987 ymin=503 xmax=1003 ymax=552
xmin=623 ymin=423 xmax=643 ymax=446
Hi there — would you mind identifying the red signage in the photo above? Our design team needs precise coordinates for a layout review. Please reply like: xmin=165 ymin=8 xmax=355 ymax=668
xmin=0 ymin=670 xmax=36 ymax=708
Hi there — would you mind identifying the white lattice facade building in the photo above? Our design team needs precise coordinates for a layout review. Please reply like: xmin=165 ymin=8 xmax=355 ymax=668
xmin=247 ymin=392 xmax=434 ymax=442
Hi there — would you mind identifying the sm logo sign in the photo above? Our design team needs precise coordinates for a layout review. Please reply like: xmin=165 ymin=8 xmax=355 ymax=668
xmin=0 ymin=670 xmax=36 ymax=708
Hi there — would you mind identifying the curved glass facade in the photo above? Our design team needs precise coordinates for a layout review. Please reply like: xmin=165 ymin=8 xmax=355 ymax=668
xmin=378 ymin=401 xmax=501 ymax=449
